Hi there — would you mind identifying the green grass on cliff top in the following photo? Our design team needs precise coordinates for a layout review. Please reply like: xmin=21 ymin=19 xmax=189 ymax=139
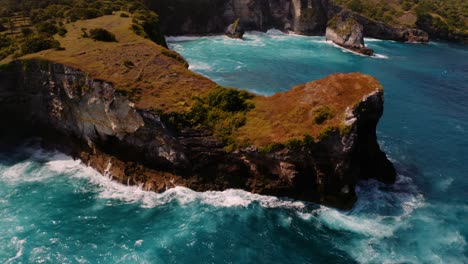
xmin=331 ymin=0 xmax=467 ymax=34
xmin=0 ymin=9 xmax=383 ymax=149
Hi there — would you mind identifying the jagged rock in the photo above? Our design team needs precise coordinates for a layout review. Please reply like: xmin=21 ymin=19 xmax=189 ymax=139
xmin=416 ymin=14 xmax=468 ymax=43
xmin=225 ymin=19 xmax=244 ymax=39
xmin=0 ymin=60 xmax=396 ymax=209
xmin=151 ymin=0 xmax=328 ymax=35
xmin=150 ymin=0 xmax=433 ymax=44
xmin=328 ymin=5 xmax=429 ymax=43
xmin=326 ymin=11 xmax=374 ymax=56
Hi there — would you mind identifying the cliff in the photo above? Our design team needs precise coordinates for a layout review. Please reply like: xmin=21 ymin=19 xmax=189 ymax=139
xmin=328 ymin=5 xmax=428 ymax=43
xmin=0 ymin=14 xmax=396 ymax=209
xmin=146 ymin=0 xmax=428 ymax=43
xmin=326 ymin=11 xmax=374 ymax=56
xmin=146 ymin=0 xmax=329 ymax=36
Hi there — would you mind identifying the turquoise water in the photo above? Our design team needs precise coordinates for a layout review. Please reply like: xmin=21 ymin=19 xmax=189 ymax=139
xmin=1 ymin=31 xmax=467 ymax=263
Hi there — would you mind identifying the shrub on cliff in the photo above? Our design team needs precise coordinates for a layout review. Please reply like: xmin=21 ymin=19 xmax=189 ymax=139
xmin=21 ymin=36 xmax=60 ymax=54
xmin=66 ymin=8 xmax=102 ymax=22
xmin=313 ymin=106 xmax=334 ymax=124
xmin=132 ymin=10 xmax=167 ymax=47
xmin=156 ymin=87 xmax=255 ymax=150
xmin=0 ymin=35 xmax=11 ymax=49
xmin=36 ymin=21 xmax=59 ymax=36
xmin=89 ymin=28 xmax=117 ymax=42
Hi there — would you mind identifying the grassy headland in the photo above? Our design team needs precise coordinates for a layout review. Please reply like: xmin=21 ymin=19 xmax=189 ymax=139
xmin=332 ymin=0 xmax=467 ymax=37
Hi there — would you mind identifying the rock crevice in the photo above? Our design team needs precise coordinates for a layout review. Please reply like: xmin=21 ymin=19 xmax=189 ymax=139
xmin=0 ymin=60 xmax=396 ymax=209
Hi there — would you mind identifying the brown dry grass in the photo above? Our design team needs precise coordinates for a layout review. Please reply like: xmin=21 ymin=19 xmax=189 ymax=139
xmin=7 ymin=13 xmax=383 ymax=147
xmin=236 ymin=73 xmax=382 ymax=146
xmin=20 ymin=13 xmax=216 ymax=112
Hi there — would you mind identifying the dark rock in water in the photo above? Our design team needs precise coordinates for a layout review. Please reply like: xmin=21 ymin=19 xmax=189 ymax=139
xmin=326 ymin=11 xmax=374 ymax=56
xmin=225 ymin=19 xmax=244 ymax=39
xmin=327 ymin=5 xmax=429 ymax=43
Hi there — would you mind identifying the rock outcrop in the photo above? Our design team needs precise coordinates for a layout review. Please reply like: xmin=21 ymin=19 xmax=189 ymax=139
xmin=326 ymin=11 xmax=374 ymax=56
xmin=0 ymin=59 xmax=396 ymax=209
xmin=416 ymin=14 xmax=468 ymax=43
xmin=146 ymin=0 xmax=328 ymax=36
xmin=327 ymin=5 xmax=429 ymax=43
xmin=147 ymin=0 xmax=428 ymax=44
xmin=225 ymin=19 xmax=245 ymax=39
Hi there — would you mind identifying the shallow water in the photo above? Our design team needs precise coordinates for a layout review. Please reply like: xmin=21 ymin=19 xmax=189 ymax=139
xmin=1 ymin=31 xmax=467 ymax=263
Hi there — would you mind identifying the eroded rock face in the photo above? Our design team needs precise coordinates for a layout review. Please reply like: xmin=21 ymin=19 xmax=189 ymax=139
xmin=225 ymin=19 xmax=245 ymax=39
xmin=148 ymin=0 xmax=328 ymax=36
xmin=328 ymin=5 xmax=429 ymax=43
xmin=326 ymin=11 xmax=374 ymax=56
xmin=0 ymin=60 xmax=396 ymax=209
xmin=416 ymin=14 xmax=468 ymax=43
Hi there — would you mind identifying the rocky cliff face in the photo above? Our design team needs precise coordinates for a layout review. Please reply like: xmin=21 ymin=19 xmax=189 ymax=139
xmin=327 ymin=5 xmax=428 ymax=43
xmin=146 ymin=0 xmax=328 ymax=35
xmin=147 ymin=0 xmax=428 ymax=43
xmin=326 ymin=11 xmax=374 ymax=56
xmin=416 ymin=14 xmax=468 ymax=43
xmin=0 ymin=60 xmax=395 ymax=209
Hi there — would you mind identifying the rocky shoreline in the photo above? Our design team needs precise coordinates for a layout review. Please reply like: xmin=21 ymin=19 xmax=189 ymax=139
xmin=0 ymin=60 xmax=395 ymax=209
xmin=150 ymin=0 xmax=428 ymax=55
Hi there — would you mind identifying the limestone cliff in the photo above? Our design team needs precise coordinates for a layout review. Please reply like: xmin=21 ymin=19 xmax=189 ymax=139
xmin=146 ymin=0 xmax=428 ymax=44
xmin=327 ymin=5 xmax=428 ymax=43
xmin=146 ymin=0 xmax=328 ymax=35
xmin=0 ymin=59 xmax=395 ymax=209
xmin=326 ymin=11 xmax=374 ymax=56
xmin=0 ymin=14 xmax=396 ymax=209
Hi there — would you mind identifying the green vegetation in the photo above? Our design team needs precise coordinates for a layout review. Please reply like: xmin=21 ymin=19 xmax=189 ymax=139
xmin=331 ymin=0 xmax=467 ymax=36
xmin=313 ymin=106 xmax=334 ymax=124
xmin=232 ymin=18 xmax=240 ymax=31
xmin=260 ymin=133 xmax=315 ymax=153
xmin=161 ymin=49 xmax=188 ymax=67
xmin=0 ymin=0 xmax=167 ymax=61
xmin=123 ymin=60 xmax=135 ymax=68
xmin=155 ymin=86 xmax=255 ymax=151
xmin=21 ymin=36 xmax=60 ymax=54
xmin=318 ymin=126 xmax=338 ymax=141
xmin=116 ymin=87 xmax=142 ymax=102
xmin=88 ymin=28 xmax=117 ymax=42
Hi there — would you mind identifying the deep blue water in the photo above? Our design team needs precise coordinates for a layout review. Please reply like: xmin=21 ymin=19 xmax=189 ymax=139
xmin=1 ymin=31 xmax=467 ymax=263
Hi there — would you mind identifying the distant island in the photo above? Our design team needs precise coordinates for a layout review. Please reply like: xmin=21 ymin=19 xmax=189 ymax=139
xmin=0 ymin=0 xmax=464 ymax=208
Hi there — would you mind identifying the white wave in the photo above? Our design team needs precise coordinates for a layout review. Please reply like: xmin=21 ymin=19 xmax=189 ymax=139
xmin=318 ymin=208 xmax=394 ymax=237
xmin=188 ymin=62 xmax=212 ymax=71
xmin=327 ymin=40 xmax=389 ymax=59
xmin=6 ymin=237 xmax=25 ymax=264
xmin=364 ymin=38 xmax=383 ymax=42
xmin=165 ymin=35 xmax=204 ymax=42
xmin=374 ymin=53 xmax=389 ymax=59
xmin=266 ymin=29 xmax=286 ymax=36
xmin=309 ymin=39 xmax=328 ymax=44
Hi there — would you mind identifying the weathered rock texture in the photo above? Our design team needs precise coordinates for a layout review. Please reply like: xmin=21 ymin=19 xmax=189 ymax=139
xmin=146 ymin=0 xmax=428 ymax=44
xmin=326 ymin=11 xmax=374 ymax=56
xmin=146 ymin=0 xmax=328 ymax=35
xmin=327 ymin=5 xmax=428 ymax=43
xmin=416 ymin=14 xmax=468 ymax=43
xmin=0 ymin=60 xmax=395 ymax=209
xmin=225 ymin=19 xmax=245 ymax=39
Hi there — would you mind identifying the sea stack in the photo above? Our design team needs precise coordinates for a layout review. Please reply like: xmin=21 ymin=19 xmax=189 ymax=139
xmin=225 ymin=19 xmax=245 ymax=39
xmin=326 ymin=11 xmax=374 ymax=56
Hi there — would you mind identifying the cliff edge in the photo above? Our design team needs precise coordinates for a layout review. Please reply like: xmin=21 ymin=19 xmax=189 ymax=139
xmin=0 ymin=14 xmax=396 ymax=209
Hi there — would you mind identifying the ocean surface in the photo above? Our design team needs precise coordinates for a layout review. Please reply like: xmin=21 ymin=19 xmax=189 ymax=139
xmin=1 ymin=31 xmax=467 ymax=263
